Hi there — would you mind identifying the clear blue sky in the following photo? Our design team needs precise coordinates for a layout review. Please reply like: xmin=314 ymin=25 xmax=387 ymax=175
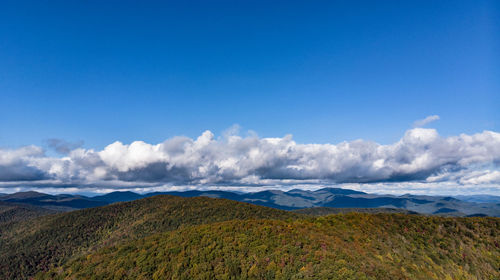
xmin=0 ymin=0 xmax=498 ymax=149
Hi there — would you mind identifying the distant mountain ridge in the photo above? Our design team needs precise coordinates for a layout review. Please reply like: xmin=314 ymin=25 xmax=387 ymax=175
xmin=2 ymin=188 xmax=499 ymax=217
xmin=0 ymin=191 xmax=108 ymax=211
xmin=454 ymin=194 xmax=500 ymax=204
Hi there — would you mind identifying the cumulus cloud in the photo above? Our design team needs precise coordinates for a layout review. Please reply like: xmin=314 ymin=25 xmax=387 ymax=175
xmin=413 ymin=115 xmax=440 ymax=127
xmin=0 ymin=146 xmax=48 ymax=181
xmin=0 ymin=128 xmax=499 ymax=194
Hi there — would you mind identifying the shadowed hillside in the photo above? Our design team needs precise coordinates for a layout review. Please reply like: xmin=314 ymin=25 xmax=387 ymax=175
xmin=2 ymin=194 xmax=499 ymax=280
xmin=0 ymin=201 xmax=58 ymax=225
xmin=38 ymin=213 xmax=499 ymax=280
xmin=0 ymin=195 xmax=299 ymax=279
xmin=293 ymin=207 xmax=419 ymax=216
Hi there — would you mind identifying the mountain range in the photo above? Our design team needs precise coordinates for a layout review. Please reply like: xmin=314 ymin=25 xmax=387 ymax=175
xmin=1 ymin=188 xmax=499 ymax=217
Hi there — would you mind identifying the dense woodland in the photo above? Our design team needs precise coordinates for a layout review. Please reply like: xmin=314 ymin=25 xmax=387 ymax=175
xmin=0 ymin=195 xmax=498 ymax=279
xmin=293 ymin=206 xmax=418 ymax=216
xmin=38 ymin=214 xmax=500 ymax=280
xmin=0 ymin=196 xmax=298 ymax=279
xmin=0 ymin=201 xmax=57 ymax=225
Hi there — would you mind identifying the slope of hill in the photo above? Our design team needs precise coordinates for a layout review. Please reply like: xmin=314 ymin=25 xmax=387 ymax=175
xmin=38 ymin=213 xmax=500 ymax=280
xmin=0 ymin=201 xmax=58 ymax=225
xmin=0 ymin=195 xmax=299 ymax=279
xmin=293 ymin=207 xmax=418 ymax=216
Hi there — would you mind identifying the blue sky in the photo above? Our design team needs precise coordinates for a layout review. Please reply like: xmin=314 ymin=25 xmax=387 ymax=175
xmin=0 ymin=0 xmax=498 ymax=149
xmin=0 ymin=1 xmax=499 ymax=194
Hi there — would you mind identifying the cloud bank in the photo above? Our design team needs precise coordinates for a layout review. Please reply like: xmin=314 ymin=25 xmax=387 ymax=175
xmin=1 ymin=128 xmax=499 ymax=194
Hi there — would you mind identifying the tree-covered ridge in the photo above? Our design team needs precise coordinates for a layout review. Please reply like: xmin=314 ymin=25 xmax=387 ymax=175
xmin=0 ymin=201 xmax=58 ymax=225
xmin=39 ymin=213 xmax=499 ymax=280
xmin=0 ymin=195 xmax=299 ymax=279
xmin=293 ymin=206 xmax=418 ymax=216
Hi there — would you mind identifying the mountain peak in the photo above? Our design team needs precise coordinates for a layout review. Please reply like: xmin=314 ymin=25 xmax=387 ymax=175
xmin=315 ymin=187 xmax=366 ymax=195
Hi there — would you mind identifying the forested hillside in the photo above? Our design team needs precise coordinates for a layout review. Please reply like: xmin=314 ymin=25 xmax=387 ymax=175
xmin=293 ymin=207 xmax=418 ymax=216
xmin=1 ymin=195 xmax=499 ymax=280
xmin=0 ymin=195 xmax=298 ymax=279
xmin=0 ymin=201 xmax=58 ymax=225
xmin=38 ymin=213 xmax=500 ymax=280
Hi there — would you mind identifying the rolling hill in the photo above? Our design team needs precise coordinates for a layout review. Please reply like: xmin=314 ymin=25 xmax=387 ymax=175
xmin=37 ymin=213 xmax=500 ymax=280
xmin=293 ymin=206 xmax=419 ymax=216
xmin=0 ymin=201 xmax=58 ymax=225
xmin=0 ymin=195 xmax=299 ymax=279
xmin=0 ymin=194 xmax=498 ymax=279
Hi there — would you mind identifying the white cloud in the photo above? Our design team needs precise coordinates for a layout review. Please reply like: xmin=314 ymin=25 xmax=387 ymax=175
xmin=459 ymin=170 xmax=500 ymax=185
xmin=0 ymin=127 xmax=499 ymax=194
xmin=413 ymin=115 xmax=440 ymax=127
